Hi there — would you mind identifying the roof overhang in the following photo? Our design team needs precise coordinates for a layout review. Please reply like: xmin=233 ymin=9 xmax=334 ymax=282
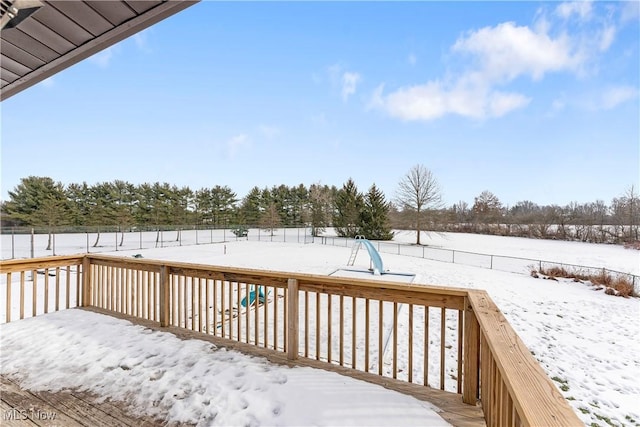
xmin=1 ymin=0 xmax=199 ymax=101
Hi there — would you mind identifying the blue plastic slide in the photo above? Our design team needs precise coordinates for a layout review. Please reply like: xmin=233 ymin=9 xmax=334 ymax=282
xmin=360 ymin=239 xmax=384 ymax=275
xmin=241 ymin=286 xmax=265 ymax=307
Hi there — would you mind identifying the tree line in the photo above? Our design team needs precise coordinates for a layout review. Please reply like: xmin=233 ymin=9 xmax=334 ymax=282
xmin=1 ymin=167 xmax=638 ymax=247
xmin=0 ymin=176 xmax=395 ymax=246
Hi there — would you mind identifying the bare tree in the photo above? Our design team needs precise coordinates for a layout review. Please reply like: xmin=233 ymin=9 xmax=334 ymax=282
xmin=472 ymin=190 xmax=502 ymax=232
xmin=396 ymin=164 xmax=443 ymax=245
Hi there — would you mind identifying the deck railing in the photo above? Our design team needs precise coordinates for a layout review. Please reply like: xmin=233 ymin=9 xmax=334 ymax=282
xmin=1 ymin=254 xmax=581 ymax=426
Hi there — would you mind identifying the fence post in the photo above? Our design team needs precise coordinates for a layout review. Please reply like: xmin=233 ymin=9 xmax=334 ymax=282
xmin=30 ymin=228 xmax=34 ymax=259
xmin=452 ymin=250 xmax=455 ymax=264
xmin=139 ymin=230 xmax=143 ymax=249
xmin=287 ymin=278 xmax=299 ymax=360
xmin=490 ymin=255 xmax=493 ymax=269
xmin=52 ymin=232 xmax=56 ymax=256
xmin=463 ymin=296 xmax=480 ymax=404
xmin=159 ymin=265 xmax=170 ymax=327
xmin=82 ymin=256 xmax=93 ymax=307
xmin=115 ymin=230 xmax=118 ymax=251
xmin=11 ymin=227 xmax=15 ymax=259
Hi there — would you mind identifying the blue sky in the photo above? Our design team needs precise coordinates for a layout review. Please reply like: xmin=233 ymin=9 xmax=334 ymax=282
xmin=1 ymin=1 xmax=638 ymax=207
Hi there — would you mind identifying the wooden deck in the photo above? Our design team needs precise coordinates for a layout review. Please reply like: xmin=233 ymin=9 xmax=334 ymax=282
xmin=1 ymin=375 xmax=165 ymax=427
xmin=1 ymin=307 xmax=484 ymax=427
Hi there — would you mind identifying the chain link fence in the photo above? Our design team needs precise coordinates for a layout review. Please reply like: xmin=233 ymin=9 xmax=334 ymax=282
xmin=2 ymin=225 xmax=637 ymax=295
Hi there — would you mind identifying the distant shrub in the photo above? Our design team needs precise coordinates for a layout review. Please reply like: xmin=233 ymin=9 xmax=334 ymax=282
xmin=531 ymin=265 xmax=636 ymax=298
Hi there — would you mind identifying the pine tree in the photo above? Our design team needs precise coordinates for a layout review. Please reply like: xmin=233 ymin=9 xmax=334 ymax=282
xmin=360 ymin=184 xmax=394 ymax=240
xmin=333 ymin=178 xmax=363 ymax=238
xmin=239 ymin=187 xmax=262 ymax=226
xmin=4 ymin=176 xmax=69 ymax=250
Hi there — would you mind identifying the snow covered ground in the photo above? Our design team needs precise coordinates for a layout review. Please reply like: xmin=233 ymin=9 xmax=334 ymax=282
xmin=0 ymin=310 xmax=449 ymax=426
xmin=1 ymin=233 xmax=639 ymax=426
xmin=3 ymin=228 xmax=638 ymax=275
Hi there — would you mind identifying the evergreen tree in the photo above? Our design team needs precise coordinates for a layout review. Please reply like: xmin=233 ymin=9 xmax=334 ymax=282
xmin=66 ymin=182 xmax=91 ymax=227
xmin=112 ymin=180 xmax=136 ymax=244
xmin=4 ymin=176 xmax=69 ymax=250
xmin=239 ymin=187 xmax=262 ymax=225
xmin=87 ymin=182 xmax=116 ymax=247
xmin=291 ymin=184 xmax=308 ymax=226
xmin=210 ymin=185 xmax=237 ymax=227
xmin=334 ymin=178 xmax=363 ymax=238
xmin=194 ymin=188 xmax=212 ymax=226
xmin=360 ymin=184 xmax=394 ymax=240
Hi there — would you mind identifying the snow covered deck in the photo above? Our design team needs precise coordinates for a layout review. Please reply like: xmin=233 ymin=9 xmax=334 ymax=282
xmin=1 ymin=375 xmax=160 ymax=427
xmin=1 ymin=254 xmax=582 ymax=426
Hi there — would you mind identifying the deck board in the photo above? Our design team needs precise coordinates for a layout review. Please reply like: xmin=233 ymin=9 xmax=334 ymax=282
xmin=0 ymin=376 xmax=167 ymax=426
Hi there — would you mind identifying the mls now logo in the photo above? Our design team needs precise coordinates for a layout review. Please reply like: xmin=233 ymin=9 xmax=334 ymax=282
xmin=3 ymin=408 xmax=57 ymax=421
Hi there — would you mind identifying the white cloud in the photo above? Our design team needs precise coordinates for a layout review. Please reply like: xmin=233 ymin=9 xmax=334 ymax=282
xmin=133 ymin=30 xmax=152 ymax=53
xmin=488 ymin=91 xmax=531 ymax=117
xmin=341 ymin=72 xmax=361 ymax=102
xmin=372 ymin=4 xmax=627 ymax=122
xmin=598 ymin=25 xmax=616 ymax=51
xmin=327 ymin=64 xmax=361 ymax=102
xmin=89 ymin=47 xmax=115 ymax=68
xmin=372 ymin=81 xmax=530 ymax=121
xmin=226 ymin=134 xmax=250 ymax=159
xmin=452 ymin=22 xmax=583 ymax=82
xmin=600 ymin=86 xmax=638 ymax=110
xmin=555 ymin=1 xmax=593 ymax=21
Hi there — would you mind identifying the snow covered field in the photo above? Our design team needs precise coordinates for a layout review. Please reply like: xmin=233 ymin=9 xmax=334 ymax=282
xmin=1 ymin=233 xmax=639 ymax=426
xmin=3 ymin=228 xmax=638 ymax=275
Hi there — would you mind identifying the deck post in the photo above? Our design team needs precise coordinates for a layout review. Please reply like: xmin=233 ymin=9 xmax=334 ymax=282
xmin=287 ymin=278 xmax=299 ymax=360
xmin=82 ymin=256 xmax=92 ymax=307
xmin=463 ymin=295 xmax=480 ymax=404
xmin=160 ymin=265 xmax=170 ymax=327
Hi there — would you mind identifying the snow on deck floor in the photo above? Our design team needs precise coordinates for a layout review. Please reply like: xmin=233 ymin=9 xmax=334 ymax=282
xmin=0 ymin=309 xmax=450 ymax=427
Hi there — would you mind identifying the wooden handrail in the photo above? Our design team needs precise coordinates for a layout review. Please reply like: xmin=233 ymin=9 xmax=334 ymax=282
xmin=0 ymin=255 xmax=83 ymax=273
xmin=0 ymin=255 xmax=583 ymax=426
xmin=468 ymin=290 xmax=580 ymax=426
xmin=85 ymin=254 xmax=470 ymax=297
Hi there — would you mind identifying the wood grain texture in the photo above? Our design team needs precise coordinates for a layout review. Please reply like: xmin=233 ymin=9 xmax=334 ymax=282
xmin=468 ymin=290 xmax=581 ymax=426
